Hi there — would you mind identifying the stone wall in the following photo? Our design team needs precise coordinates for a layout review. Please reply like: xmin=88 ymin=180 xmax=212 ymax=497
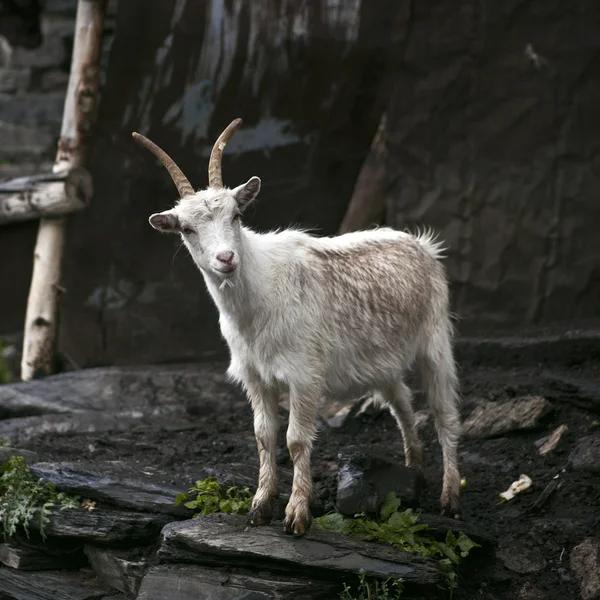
xmin=0 ymin=0 xmax=598 ymax=370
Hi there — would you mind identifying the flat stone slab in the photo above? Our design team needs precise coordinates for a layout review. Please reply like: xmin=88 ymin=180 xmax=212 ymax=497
xmin=158 ymin=514 xmax=443 ymax=592
xmin=0 ymin=363 xmax=239 ymax=419
xmin=137 ymin=564 xmax=336 ymax=600
xmin=0 ymin=447 xmax=39 ymax=464
xmin=84 ymin=546 xmax=151 ymax=597
xmin=0 ymin=407 xmax=194 ymax=442
xmin=463 ymin=396 xmax=553 ymax=439
xmin=0 ymin=567 xmax=118 ymax=600
xmin=0 ymin=537 xmax=85 ymax=570
xmin=30 ymin=461 xmax=189 ymax=516
xmin=31 ymin=505 xmax=175 ymax=544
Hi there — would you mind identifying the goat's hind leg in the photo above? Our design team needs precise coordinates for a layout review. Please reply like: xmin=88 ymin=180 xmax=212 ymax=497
xmin=246 ymin=380 xmax=280 ymax=527
xmin=380 ymin=379 xmax=424 ymax=471
xmin=420 ymin=328 xmax=462 ymax=518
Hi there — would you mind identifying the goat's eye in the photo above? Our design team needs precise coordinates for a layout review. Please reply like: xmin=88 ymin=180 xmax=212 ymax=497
xmin=232 ymin=213 xmax=241 ymax=223
xmin=181 ymin=225 xmax=194 ymax=235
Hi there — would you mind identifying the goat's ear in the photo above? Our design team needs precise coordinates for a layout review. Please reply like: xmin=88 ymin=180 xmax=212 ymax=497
xmin=149 ymin=210 xmax=180 ymax=233
xmin=231 ymin=176 xmax=261 ymax=211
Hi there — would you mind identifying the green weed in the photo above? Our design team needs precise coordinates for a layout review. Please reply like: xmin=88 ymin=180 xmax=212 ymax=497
xmin=0 ymin=456 xmax=79 ymax=540
xmin=340 ymin=569 xmax=404 ymax=600
xmin=175 ymin=476 xmax=254 ymax=516
xmin=316 ymin=492 xmax=480 ymax=595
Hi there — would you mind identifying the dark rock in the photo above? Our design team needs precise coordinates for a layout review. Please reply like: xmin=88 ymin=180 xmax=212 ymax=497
xmin=0 ymin=407 xmax=195 ymax=442
xmin=0 ymin=447 xmax=39 ymax=464
xmin=336 ymin=449 xmax=421 ymax=516
xmin=497 ymin=543 xmax=547 ymax=574
xmin=568 ymin=434 xmax=600 ymax=474
xmin=0 ymin=536 xmax=84 ymax=570
xmin=570 ymin=538 xmax=600 ymax=600
xmin=417 ymin=513 xmax=496 ymax=551
xmin=84 ymin=546 xmax=151 ymax=597
xmin=137 ymin=564 xmax=334 ymax=600
xmin=517 ymin=582 xmax=548 ymax=600
xmin=30 ymin=505 xmax=174 ymax=544
xmin=0 ymin=364 xmax=241 ymax=420
xmin=158 ymin=514 xmax=443 ymax=592
xmin=0 ymin=567 xmax=116 ymax=599
xmin=462 ymin=396 xmax=553 ymax=439
xmin=30 ymin=461 xmax=189 ymax=516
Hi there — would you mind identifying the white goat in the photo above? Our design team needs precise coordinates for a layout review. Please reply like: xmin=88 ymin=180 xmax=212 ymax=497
xmin=133 ymin=119 xmax=462 ymax=536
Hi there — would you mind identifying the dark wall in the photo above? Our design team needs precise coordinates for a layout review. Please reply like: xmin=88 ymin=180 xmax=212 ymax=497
xmin=0 ymin=0 xmax=598 ymax=368
xmin=384 ymin=1 xmax=600 ymax=332
xmin=58 ymin=0 xmax=405 ymax=366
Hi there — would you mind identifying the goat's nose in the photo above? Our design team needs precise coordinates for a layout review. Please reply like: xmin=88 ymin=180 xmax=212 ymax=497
xmin=216 ymin=250 xmax=234 ymax=264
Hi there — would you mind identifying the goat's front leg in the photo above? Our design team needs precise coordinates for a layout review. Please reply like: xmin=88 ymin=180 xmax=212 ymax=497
xmin=284 ymin=385 xmax=320 ymax=537
xmin=246 ymin=380 xmax=280 ymax=527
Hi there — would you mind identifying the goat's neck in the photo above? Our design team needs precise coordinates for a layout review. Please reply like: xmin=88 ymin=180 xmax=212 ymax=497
xmin=202 ymin=228 xmax=270 ymax=325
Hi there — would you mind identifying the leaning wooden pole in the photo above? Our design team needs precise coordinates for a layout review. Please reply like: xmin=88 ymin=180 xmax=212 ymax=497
xmin=21 ymin=0 xmax=107 ymax=381
xmin=338 ymin=113 xmax=388 ymax=235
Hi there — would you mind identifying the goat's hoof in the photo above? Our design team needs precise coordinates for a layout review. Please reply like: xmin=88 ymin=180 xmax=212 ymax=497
xmin=247 ymin=500 xmax=275 ymax=527
xmin=441 ymin=502 xmax=462 ymax=520
xmin=283 ymin=509 xmax=312 ymax=537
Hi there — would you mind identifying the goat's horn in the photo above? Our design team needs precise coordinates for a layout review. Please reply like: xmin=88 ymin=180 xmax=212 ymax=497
xmin=132 ymin=132 xmax=195 ymax=198
xmin=208 ymin=118 xmax=243 ymax=188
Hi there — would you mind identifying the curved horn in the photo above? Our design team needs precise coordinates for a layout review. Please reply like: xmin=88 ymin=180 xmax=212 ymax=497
xmin=132 ymin=132 xmax=195 ymax=198
xmin=208 ymin=118 xmax=243 ymax=188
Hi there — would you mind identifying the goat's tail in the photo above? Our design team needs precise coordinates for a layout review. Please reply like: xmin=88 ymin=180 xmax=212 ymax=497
xmin=411 ymin=226 xmax=448 ymax=261
xmin=417 ymin=311 xmax=462 ymax=513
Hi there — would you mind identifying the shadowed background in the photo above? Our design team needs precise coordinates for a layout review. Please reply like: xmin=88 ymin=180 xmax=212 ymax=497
xmin=1 ymin=0 xmax=599 ymax=368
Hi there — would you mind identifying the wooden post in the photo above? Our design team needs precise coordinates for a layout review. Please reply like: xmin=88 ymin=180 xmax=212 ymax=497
xmin=338 ymin=113 xmax=389 ymax=235
xmin=20 ymin=0 xmax=107 ymax=381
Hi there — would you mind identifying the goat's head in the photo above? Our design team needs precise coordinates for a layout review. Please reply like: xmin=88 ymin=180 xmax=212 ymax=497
xmin=132 ymin=119 xmax=260 ymax=279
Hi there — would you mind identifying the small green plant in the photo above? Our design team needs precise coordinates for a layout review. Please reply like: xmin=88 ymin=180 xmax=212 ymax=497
xmin=315 ymin=493 xmax=479 ymax=595
xmin=340 ymin=569 xmax=404 ymax=600
xmin=0 ymin=437 xmax=11 ymax=448
xmin=175 ymin=477 xmax=254 ymax=516
xmin=0 ymin=456 xmax=79 ymax=540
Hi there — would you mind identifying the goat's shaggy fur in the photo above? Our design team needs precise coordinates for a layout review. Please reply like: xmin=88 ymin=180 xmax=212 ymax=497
xmin=148 ymin=181 xmax=462 ymax=536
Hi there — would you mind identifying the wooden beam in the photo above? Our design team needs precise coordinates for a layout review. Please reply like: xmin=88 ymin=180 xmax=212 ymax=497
xmin=0 ymin=168 xmax=92 ymax=225
xmin=21 ymin=0 xmax=107 ymax=381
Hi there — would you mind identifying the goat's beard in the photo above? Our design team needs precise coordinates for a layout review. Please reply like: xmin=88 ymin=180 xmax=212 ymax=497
xmin=219 ymin=278 xmax=235 ymax=291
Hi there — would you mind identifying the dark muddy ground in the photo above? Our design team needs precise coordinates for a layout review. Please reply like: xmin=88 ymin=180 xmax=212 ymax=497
xmin=17 ymin=354 xmax=600 ymax=600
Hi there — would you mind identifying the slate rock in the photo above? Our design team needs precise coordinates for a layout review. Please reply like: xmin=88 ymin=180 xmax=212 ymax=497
xmin=497 ymin=543 xmax=547 ymax=574
xmin=0 ymin=567 xmax=117 ymax=600
xmin=137 ymin=564 xmax=333 ymax=600
xmin=416 ymin=513 xmax=496 ymax=551
xmin=158 ymin=513 xmax=443 ymax=592
xmin=84 ymin=546 xmax=151 ymax=596
xmin=0 ymin=363 xmax=241 ymax=419
xmin=0 ymin=536 xmax=84 ymax=570
xmin=0 ymin=407 xmax=195 ymax=442
xmin=570 ymin=538 xmax=600 ymax=600
xmin=30 ymin=461 xmax=189 ymax=516
xmin=517 ymin=582 xmax=548 ymax=600
xmin=0 ymin=447 xmax=39 ymax=464
xmin=463 ymin=396 xmax=553 ymax=439
xmin=568 ymin=434 xmax=600 ymax=474
xmin=336 ymin=449 xmax=421 ymax=516
xmin=30 ymin=505 xmax=174 ymax=544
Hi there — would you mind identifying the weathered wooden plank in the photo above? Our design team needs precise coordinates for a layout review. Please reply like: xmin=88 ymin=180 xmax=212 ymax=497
xmin=0 ymin=168 xmax=92 ymax=224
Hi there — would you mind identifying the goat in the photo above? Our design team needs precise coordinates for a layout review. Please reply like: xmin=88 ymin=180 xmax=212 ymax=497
xmin=133 ymin=118 xmax=462 ymax=537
